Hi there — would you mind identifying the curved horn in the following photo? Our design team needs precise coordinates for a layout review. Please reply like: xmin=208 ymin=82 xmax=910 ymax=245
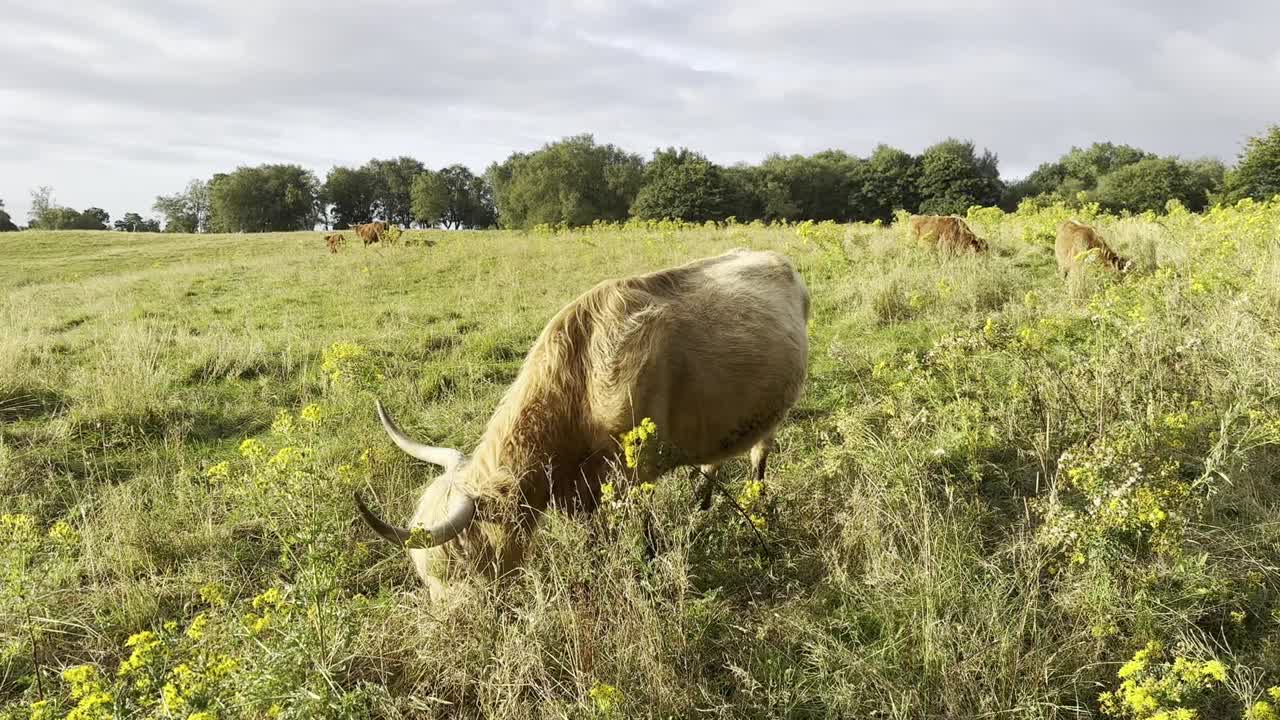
xmin=354 ymin=491 xmax=413 ymax=546
xmin=376 ymin=400 xmax=464 ymax=469
xmin=353 ymin=490 xmax=476 ymax=548
xmin=422 ymin=489 xmax=477 ymax=547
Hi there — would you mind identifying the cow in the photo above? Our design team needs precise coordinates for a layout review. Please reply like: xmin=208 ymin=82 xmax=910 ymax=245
xmin=1055 ymin=220 xmax=1129 ymax=277
xmin=355 ymin=248 xmax=811 ymax=599
xmin=354 ymin=221 xmax=387 ymax=246
xmin=325 ymin=233 xmax=345 ymax=254
xmin=907 ymin=215 xmax=988 ymax=255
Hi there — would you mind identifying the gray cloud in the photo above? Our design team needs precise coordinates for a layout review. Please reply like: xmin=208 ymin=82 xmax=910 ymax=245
xmin=2 ymin=0 xmax=1278 ymax=223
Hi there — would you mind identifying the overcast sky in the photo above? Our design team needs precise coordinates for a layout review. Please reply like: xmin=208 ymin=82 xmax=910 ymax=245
xmin=2 ymin=0 xmax=1279 ymax=224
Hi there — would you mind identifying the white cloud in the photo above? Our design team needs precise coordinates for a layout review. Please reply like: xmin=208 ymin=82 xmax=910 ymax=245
xmin=2 ymin=0 xmax=1278 ymax=222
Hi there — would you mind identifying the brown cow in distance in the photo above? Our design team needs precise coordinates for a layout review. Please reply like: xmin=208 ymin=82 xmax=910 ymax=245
xmin=325 ymin=233 xmax=346 ymax=254
xmin=1055 ymin=220 xmax=1129 ymax=277
xmin=354 ymin=221 xmax=388 ymax=245
xmin=908 ymin=215 xmax=988 ymax=255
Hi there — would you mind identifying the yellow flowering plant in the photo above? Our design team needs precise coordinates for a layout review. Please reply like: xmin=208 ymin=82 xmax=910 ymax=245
xmin=1099 ymin=642 xmax=1230 ymax=719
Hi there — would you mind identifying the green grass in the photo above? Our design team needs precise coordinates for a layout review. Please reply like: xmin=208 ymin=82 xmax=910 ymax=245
xmin=3 ymin=204 xmax=1280 ymax=719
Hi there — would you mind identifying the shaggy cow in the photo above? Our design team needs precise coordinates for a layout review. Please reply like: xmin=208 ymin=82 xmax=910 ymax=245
xmin=908 ymin=215 xmax=988 ymax=254
xmin=325 ymin=233 xmax=345 ymax=254
xmin=1055 ymin=220 xmax=1129 ymax=277
xmin=355 ymin=248 xmax=811 ymax=598
xmin=354 ymin=221 xmax=387 ymax=245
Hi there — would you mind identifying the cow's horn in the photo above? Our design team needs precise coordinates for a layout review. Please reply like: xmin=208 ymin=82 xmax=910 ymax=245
xmin=376 ymin=400 xmax=464 ymax=470
xmin=354 ymin=491 xmax=413 ymax=545
xmin=423 ymin=489 xmax=476 ymax=547
xmin=353 ymin=490 xmax=476 ymax=548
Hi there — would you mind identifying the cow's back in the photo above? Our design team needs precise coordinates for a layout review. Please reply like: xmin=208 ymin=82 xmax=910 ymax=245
xmin=579 ymin=249 xmax=810 ymax=464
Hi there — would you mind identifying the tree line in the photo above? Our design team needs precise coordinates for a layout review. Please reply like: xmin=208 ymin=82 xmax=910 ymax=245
xmin=6 ymin=125 xmax=1279 ymax=233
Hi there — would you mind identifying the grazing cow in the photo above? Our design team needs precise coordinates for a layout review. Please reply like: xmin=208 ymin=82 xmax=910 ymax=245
xmin=1055 ymin=220 xmax=1129 ymax=277
xmin=325 ymin=233 xmax=345 ymax=254
xmin=355 ymin=248 xmax=811 ymax=598
xmin=907 ymin=215 xmax=988 ymax=254
xmin=354 ymin=221 xmax=387 ymax=245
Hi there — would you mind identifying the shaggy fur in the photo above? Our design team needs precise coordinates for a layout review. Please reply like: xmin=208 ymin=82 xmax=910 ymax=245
xmin=1055 ymin=220 xmax=1127 ymax=276
xmin=908 ymin=215 xmax=988 ymax=254
xmin=381 ymin=248 xmax=810 ymax=598
xmin=354 ymin=221 xmax=387 ymax=245
xmin=324 ymin=233 xmax=345 ymax=254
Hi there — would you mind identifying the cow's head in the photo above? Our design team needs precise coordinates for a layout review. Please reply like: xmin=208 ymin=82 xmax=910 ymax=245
xmin=355 ymin=401 xmax=479 ymax=596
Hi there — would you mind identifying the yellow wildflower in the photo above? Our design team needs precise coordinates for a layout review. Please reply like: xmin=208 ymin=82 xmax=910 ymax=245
xmin=321 ymin=341 xmax=368 ymax=384
xmin=300 ymin=402 xmax=327 ymax=424
xmin=118 ymin=630 xmax=163 ymax=677
xmin=1 ymin=513 xmax=37 ymax=542
xmin=404 ymin=527 xmax=433 ymax=549
xmin=207 ymin=655 xmax=238 ymax=679
xmin=1119 ymin=642 xmax=1160 ymax=678
xmin=619 ymin=418 xmax=657 ymax=469
xmin=239 ymin=438 xmax=266 ymax=460
xmin=28 ymin=700 xmax=53 ymax=720
xmin=1247 ymin=700 xmax=1278 ymax=720
xmin=47 ymin=520 xmax=80 ymax=547
xmin=252 ymin=587 xmax=284 ymax=610
xmin=186 ymin=613 xmax=208 ymax=641
xmin=199 ymin=582 xmax=227 ymax=608
xmin=161 ymin=681 xmax=184 ymax=712
xmin=205 ymin=461 xmax=231 ymax=482
xmin=589 ymin=681 xmax=623 ymax=714
xmin=66 ymin=690 xmax=113 ymax=720
xmin=267 ymin=446 xmax=306 ymax=472
xmin=62 ymin=664 xmax=103 ymax=699
xmin=271 ymin=409 xmax=295 ymax=436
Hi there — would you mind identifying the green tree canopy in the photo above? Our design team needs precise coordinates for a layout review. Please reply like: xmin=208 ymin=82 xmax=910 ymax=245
xmin=0 ymin=199 xmax=17 ymax=232
xmin=1091 ymin=157 xmax=1219 ymax=213
xmin=1223 ymin=125 xmax=1280 ymax=203
xmin=724 ymin=163 xmax=796 ymax=222
xmin=28 ymin=186 xmax=56 ymax=228
xmin=114 ymin=212 xmax=161 ymax=232
xmin=917 ymin=138 xmax=1004 ymax=215
xmin=153 ymin=179 xmax=211 ymax=233
xmin=322 ymin=166 xmax=380 ymax=229
xmin=755 ymin=151 xmax=862 ymax=222
xmin=717 ymin=164 xmax=769 ymax=222
xmin=73 ymin=207 xmax=111 ymax=230
xmin=630 ymin=148 xmax=732 ymax=222
xmin=365 ymin=157 xmax=425 ymax=227
xmin=1018 ymin=142 xmax=1155 ymax=204
xmin=25 ymin=188 xmax=111 ymax=230
xmin=411 ymin=165 xmax=496 ymax=229
xmin=488 ymin=135 xmax=643 ymax=228
xmin=208 ymin=165 xmax=319 ymax=232
xmin=850 ymin=144 xmax=921 ymax=222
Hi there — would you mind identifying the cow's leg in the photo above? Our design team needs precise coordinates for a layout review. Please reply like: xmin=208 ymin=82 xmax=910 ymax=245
xmin=695 ymin=464 xmax=720 ymax=511
xmin=749 ymin=432 xmax=775 ymax=482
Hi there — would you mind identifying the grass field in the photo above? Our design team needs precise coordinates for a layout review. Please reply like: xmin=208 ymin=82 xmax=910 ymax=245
xmin=4 ymin=202 xmax=1280 ymax=719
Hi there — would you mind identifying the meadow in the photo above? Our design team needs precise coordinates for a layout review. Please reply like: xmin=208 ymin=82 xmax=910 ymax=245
xmin=3 ymin=200 xmax=1280 ymax=719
